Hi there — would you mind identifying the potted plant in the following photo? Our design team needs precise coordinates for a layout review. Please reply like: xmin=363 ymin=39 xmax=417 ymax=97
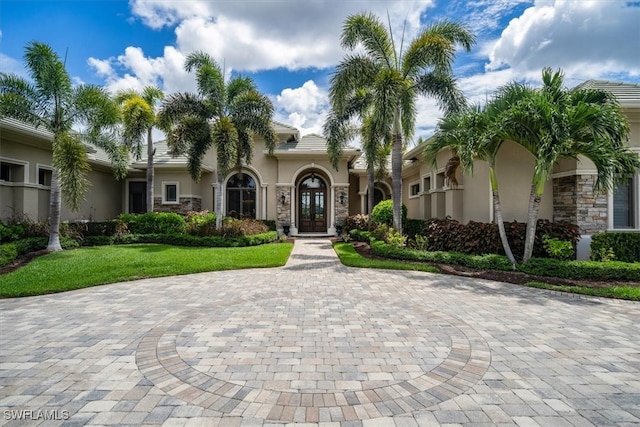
xmin=335 ymin=219 xmax=344 ymax=236
xmin=282 ymin=223 xmax=290 ymax=236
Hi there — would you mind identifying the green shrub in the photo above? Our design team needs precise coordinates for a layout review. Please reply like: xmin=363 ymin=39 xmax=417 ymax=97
xmin=262 ymin=220 xmax=277 ymax=231
xmin=370 ymin=200 xmax=407 ymax=227
xmin=385 ymin=228 xmax=407 ymax=248
xmin=81 ymin=235 xmax=115 ymax=246
xmin=0 ymin=222 xmax=27 ymax=242
xmin=371 ymin=224 xmax=390 ymax=241
xmin=404 ymin=219 xmax=428 ymax=239
xmin=520 ymin=258 xmax=640 ymax=282
xmin=591 ymin=246 xmax=616 ymax=262
xmin=542 ymin=235 xmax=575 ymax=260
xmin=349 ymin=229 xmax=372 ymax=242
xmin=117 ymin=212 xmax=186 ymax=235
xmin=185 ymin=211 xmax=217 ymax=236
xmin=410 ymin=235 xmax=429 ymax=251
xmin=591 ymin=232 xmax=640 ymax=263
xmin=0 ymin=243 xmax=18 ymax=267
xmin=113 ymin=231 xmax=278 ymax=247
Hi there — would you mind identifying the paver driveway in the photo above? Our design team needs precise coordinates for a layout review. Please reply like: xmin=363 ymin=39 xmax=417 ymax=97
xmin=0 ymin=238 xmax=639 ymax=426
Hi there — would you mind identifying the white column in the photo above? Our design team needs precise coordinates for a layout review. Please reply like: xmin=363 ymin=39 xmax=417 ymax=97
xmin=290 ymin=186 xmax=298 ymax=235
xmin=359 ymin=191 xmax=366 ymax=214
xmin=328 ymin=186 xmax=336 ymax=234
xmin=261 ymin=184 xmax=267 ymax=220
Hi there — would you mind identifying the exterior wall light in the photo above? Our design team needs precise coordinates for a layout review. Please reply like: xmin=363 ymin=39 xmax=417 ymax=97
xmin=339 ymin=192 xmax=345 ymax=205
xmin=281 ymin=193 xmax=286 ymax=205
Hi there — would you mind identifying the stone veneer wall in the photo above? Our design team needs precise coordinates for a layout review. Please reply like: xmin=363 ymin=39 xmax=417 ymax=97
xmin=334 ymin=186 xmax=349 ymax=223
xmin=153 ymin=197 xmax=202 ymax=214
xmin=276 ymin=186 xmax=291 ymax=226
xmin=553 ymin=175 xmax=607 ymax=234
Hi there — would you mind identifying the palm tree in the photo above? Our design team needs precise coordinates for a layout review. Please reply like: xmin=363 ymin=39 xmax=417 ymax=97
xmin=115 ymin=86 xmax=164 ymax=212
xmin=158 ymin=52 xmax=276 ymax=228
xmin=426 ymin=103 xmax=518 ymax=267
xmin=324 ymin=88 xmax=390 ymax=214
xmin=498 ymin=68 xmax=640 ymax=262
xmin=330 ymin=12 xmax=475 ymax=233
xmin=0 ymin=42 xmax=127 ymax=251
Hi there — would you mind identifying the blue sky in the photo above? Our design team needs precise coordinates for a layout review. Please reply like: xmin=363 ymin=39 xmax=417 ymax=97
xmin=2 ymin=0 xmax=639 ymax=143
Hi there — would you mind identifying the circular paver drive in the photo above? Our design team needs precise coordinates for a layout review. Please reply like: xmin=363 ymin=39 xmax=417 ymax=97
xmin=136 ymin=294 xmax=490 ymax=422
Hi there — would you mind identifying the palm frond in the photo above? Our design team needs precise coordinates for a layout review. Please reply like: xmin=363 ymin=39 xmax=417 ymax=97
xmin=341 ymin=13 xmax=395 ymax=69
xmin=53 ymin=133 xmax=91 ymax=211
xmin=329 ymin=54 xmax=379 ymax=112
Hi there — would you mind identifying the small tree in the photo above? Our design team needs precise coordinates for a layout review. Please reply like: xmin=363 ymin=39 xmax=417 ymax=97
xmin=158 ymin=52 xmax=276 ymax=228
xmin=498 ymin=68 xmax=640 ymax=262
xmin=0 ymin=42 xmax=127 ymax=251
xmin=116 ymin=86 xmax=164 ymax=212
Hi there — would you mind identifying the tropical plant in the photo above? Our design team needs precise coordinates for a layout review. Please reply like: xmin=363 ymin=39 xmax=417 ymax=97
xmin=0 ymin=41 xmax=127 ymax=251
xmin=158 ymin=52 xmax=276 ymax=228
xmin=497 ymin=68 xmax=640 ymax=262
xmin=329 ymin=12 xmax=475 ymax=233
xmin=324 ymin=86 xmax=390 ymax=214
xmin=425 ymin=86 xmax=528 ymax=268
xmin=115 ymin=86 xmax=164 ymax=212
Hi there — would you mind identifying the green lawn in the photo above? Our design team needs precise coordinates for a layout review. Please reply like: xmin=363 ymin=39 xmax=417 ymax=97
xmin=524 ymin=281 xmax=640 ymax=301
xmin=0 ymin=243 xmax=293 ymax=298
xmin=333 ymin=242 xmax=439 ymax=273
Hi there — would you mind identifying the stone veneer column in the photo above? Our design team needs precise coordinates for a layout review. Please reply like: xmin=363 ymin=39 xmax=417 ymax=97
xmin=334 ymin=186 xmax=349 ymax=221
xmin=553 ymin=174 xmax=607 ymax=234
xmin=276 ymin=184 xmax=292 ymax=232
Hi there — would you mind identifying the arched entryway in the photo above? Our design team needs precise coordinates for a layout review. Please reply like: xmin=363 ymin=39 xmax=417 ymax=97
xmin=298 ymin=173 xmax=327 ymax=232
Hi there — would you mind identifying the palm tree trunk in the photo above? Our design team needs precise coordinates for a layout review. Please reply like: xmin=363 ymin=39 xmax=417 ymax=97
xmin=489 ymin=166 xmax=517 ymax=268
xmin=523 ymin=183 xmax=542 ymax=263
xmin=146 ymin=128 xmax=154 ymax=213
xmin=391 ymin=109 xmax=403 ymax=233
xmin=47 ymin=167 xmax=63 ymax=251
xmin=493 ymin=191 xmax=517 ymax=268
xmin=367 ymin=163 xmax=375 ymax=214
xmin=215 ymin=171 xmax=224 ymax=229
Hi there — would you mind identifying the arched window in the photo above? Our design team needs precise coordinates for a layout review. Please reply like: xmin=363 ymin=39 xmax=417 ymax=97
xmin=226 ymin=173 xmax=256 ymax=219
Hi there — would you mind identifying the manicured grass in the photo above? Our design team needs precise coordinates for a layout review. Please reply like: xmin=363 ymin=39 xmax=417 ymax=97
xmin=0 ymin=243 xmax=293 ymax=298
xmin=333 ymin=242 xmax=439 ymax=273
xmin=334 ymin=242 xmax=639 ymax=301
xmin=524 ymin=282 xmax=640 ymax=301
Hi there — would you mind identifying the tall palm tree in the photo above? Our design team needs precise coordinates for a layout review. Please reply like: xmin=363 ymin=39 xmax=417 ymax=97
xmin=330 ymin=12 xmax=475 ymax=233
xmin=0 ymin=42 xmax=127 ymax=251
xmin=324 ymin=88 xmax=390 ymax=214
xmin=158 ymin=52 xmax=276 ymax=228
xmin=115 ymin=86 xmax=164 ymax=212
xmin=499 ymin=68 xmax=640 ymax=262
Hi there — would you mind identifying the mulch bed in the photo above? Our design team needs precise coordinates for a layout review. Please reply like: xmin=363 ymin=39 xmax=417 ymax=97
xmin=348 ymin=241 xmax=639 ymax=289
xmin=0 ymin=249 xmax=51 ymax=275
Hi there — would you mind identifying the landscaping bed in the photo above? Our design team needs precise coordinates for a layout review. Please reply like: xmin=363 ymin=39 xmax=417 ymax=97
xmin=350 ymin=241 xmax=640 ymax=290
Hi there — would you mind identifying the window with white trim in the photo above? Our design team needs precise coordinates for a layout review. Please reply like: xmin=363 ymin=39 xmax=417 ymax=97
xmin=410 ymin=183 xmax=420 ymax=197
xmin=0 ymin=161 xmax=25 ymax=183
xmin=162 ymin=182 xmax=179 ymax=204
xmin=38 ymin=167 xmax=52 ymax=186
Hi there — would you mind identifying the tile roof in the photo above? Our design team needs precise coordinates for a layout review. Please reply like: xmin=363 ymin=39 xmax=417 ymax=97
xmin=574 ymin=80 xmax=640 ymax=107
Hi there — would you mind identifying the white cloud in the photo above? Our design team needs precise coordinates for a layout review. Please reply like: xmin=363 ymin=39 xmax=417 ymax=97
xmin=0 ymin=53 xmax=26 ymax=77
xmin=275 ymin=80 xmax=328 ymax=136
xmin=486 ymin=0 xmax=640 ymax=81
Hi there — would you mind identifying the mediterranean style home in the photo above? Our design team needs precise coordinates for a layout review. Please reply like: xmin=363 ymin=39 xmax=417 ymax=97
xmin=1 ymin=80 xmax=638 ymax=248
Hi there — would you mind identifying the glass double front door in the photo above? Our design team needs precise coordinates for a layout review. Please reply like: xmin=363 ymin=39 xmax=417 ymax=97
xmin=299 ymin=176 xmax=326 ymax=232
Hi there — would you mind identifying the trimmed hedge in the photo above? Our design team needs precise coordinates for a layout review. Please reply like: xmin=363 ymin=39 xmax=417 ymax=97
xmin=98 ymin=231 xmax=279 ymax=248
xmin=591 ymin=232 xmax=640 ymax=263
xmin=366 ymin=237 xmax=639 ymax=282
xmin=370 ymin=238 xmax=514 ymax=271
xmin=0 ymin=237 xmax=79 ymax=267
